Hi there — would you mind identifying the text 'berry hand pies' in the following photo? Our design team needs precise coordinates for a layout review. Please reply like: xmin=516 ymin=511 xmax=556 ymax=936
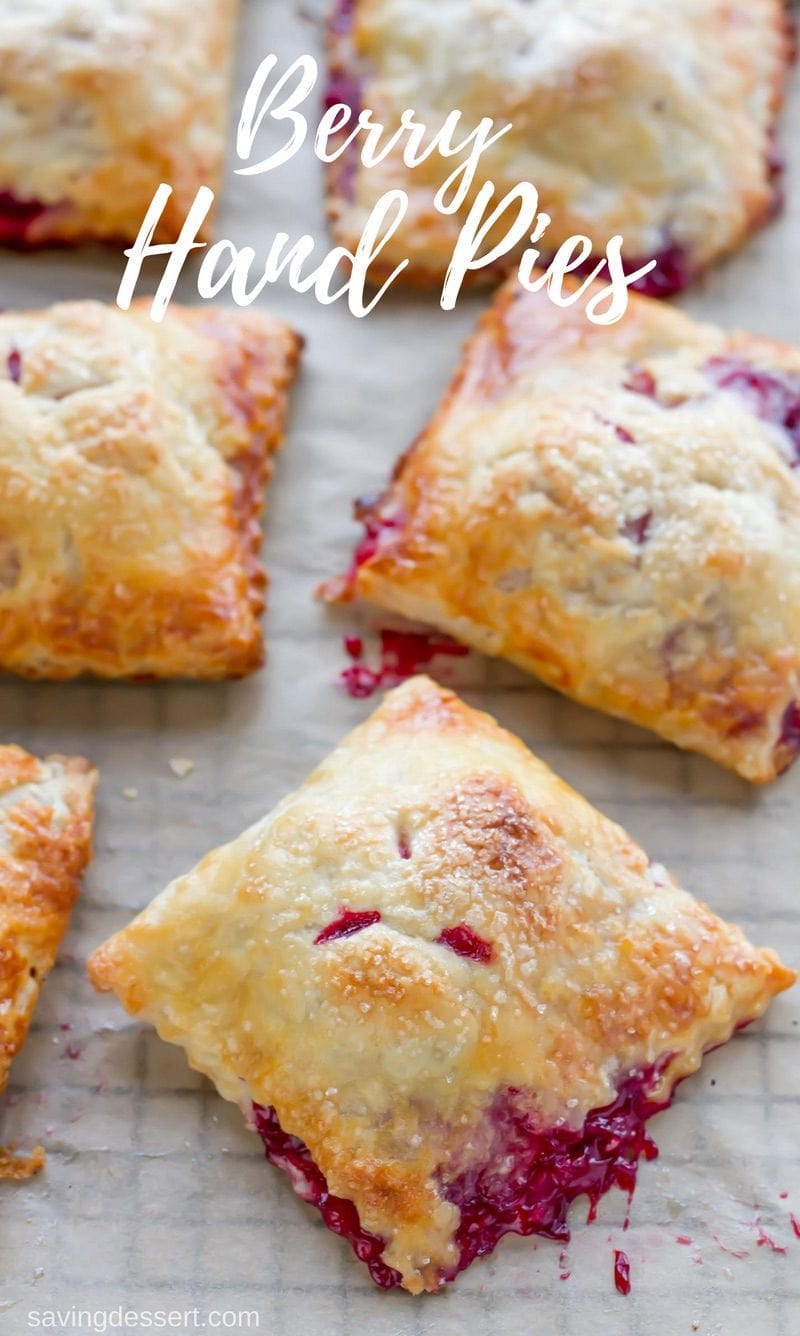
xmin=326 ymin=0 xmax=791 ymax=293
xmin=1 ymin=745 xmax=96 ymax=1179
xmin=88 ymin=677 xmax=794 ymax=1293
xmin=0 ymin=300 xmax=301 ymax=680
xmin=0 ymin=0 xmax=240 ymax=247
xmin=323 ymin=277 xmax=800 ymax=783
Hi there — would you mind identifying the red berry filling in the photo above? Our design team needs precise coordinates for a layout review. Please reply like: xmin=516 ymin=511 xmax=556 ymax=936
xmin=0 ymin=191 xmax=49 ymax=246
xmin=440 ymin=1064 xmax=670 ymax=1282
xmin=705 ymin=356 xmax=800 ymax=466
xmin=252 ymin=1103 xmax=402 ymax=1290
xmin=314 ymin=908 xmax=381 ymax=945
xmin=623 ymin=367 xmax=657 ymax=399
xmin=6 ymin=348 xmax=21 ymax=384
xmin=341 ymin=627 xmax=469 ymax=699
xmin=626 ymin=244 xmax=693 ymax=299
xmin=253 ymin=1062 xmax=673 ymax=1291
xmin=775 ymin=700 xmax=800 ymax=775
xmin=324 ymin=72 xmax=361 ymax=117
xmin=621 ymin=511 xmax=652 ymax=545
xmin=396 ymin=829 xmax=412 ymax=859
xmin=613 ymin=1249 xmax=632 ymax=1295
xmin=325 ymin=0 xmax=361 ymax=201
xmin=570 ymin=244 xmax=693 ymax=300
xmin=437 ymin=923 xmax=494 ymax=964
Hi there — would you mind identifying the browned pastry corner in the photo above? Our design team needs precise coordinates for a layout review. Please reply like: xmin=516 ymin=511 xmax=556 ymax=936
xmin=0 ymin=745 xmax=97 ymax=1178
xmin=0 ymin=301 xmax=302 ymax=679
xmin=88 ymin=678 xmax=794 ymax=1291
xmin=323 ymin=275 xmax=800 ymax=783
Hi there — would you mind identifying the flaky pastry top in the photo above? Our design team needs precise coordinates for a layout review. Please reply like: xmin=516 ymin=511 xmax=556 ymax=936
xmin=0 ymin=0 xmax=240 ymax=243
xmin=89 ymin=678 xmax=793 ymax=1290
xmin=331 ymin=277 xmax=800 ymax=782
xmin=327 ymin=0 xmax=790 ymax=287
xmin=0 ymin=300 xmax=301 ymax=679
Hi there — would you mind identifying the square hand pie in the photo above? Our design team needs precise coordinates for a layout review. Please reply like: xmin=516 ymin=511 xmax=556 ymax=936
xmin=0 ymin=300 xmax=301 ymax=680
xmin=324 ymin=278 xmax=800 ymax=783
xmin=0 ymin=0 xmax=240 ymax=246
xmin=88 ymin=677 xmax=794 ymax=1293
xmin=1 ymin=744 xmax=96 ymax=1179
xmin=326 ymin=0 xmax=790 ymax=292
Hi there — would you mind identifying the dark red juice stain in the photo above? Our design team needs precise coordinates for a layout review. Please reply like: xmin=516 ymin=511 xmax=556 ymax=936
xmin=341 ymin=628 xmax=468 ymax=699
xmin=790 ymin=1213 xmax=800 ymax=1239
xmin=314 ymin=908 xmax=381 ymax=945
xmin=613 ymin=1249 xmax=631 ymax=1295
xmin=437 ymin=923 xmax=494 ymax=964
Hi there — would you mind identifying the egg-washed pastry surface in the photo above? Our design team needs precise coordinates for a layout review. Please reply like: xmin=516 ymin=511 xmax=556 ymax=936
xmin=326 ymin=0 xmax=791 ymax=291
xmin=1 ymin=744 xmax=96 ymax=1179
xmin=0 ymin=300 xmax=302 ymax=680
xmin=0 ymin=0 xmax=241 ymax=246
xmin=88 ymin=677 xmax=794 ymax=1292
xmin=324 ymin=277 xmax=800 ymax=783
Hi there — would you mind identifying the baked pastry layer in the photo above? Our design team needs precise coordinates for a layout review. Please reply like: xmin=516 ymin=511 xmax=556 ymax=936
xmin=0 ymin=300 xmax=301 ymax=679
xmin=88 ymin=677 xmax=794 ymax=1291
xmin=0 ymin=0 xmax=240 ymax=245
xmin=324 ymin=276 xmax=800 ymax=782
xmin=326 ymin=0 xmax=791 ymax=291
xmin=0 ymin=744 xmax=97 ymax=1177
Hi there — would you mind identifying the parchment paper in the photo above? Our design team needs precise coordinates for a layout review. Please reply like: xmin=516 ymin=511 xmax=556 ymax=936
xmin=1 ymin=4 xmax=800 ymax=1334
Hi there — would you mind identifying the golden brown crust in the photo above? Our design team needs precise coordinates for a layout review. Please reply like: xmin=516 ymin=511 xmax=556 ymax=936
xmin=0 ymin=301 xmax=302 ymax=680
xmin=0 ymin=1144 xmax=45 ymax=1179
xmin=0 ymin=1 xmax=241 ymax=246
xmin=326 ymin=0 xmax=791 ymax=288
xmin=0 ymin=744 xmax=97 ymax=1177
xmin=324 ymin=276 xmax=800 ymax=782
xmin=88 ymin=678 xmax=794 ymax=1291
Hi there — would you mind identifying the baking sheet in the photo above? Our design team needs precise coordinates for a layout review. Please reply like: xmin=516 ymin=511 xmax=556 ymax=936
xmin=1 ymin=3 xmax=800 ymax=1334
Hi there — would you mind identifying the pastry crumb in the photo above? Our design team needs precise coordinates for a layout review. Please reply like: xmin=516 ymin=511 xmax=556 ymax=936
xmin=169 ymin=757 xmax=195 ymax=778
xmin=122 ymin=787 xmax=138 ymax=801
xmin=0 ymin=1144 xmax=45 ymax=1179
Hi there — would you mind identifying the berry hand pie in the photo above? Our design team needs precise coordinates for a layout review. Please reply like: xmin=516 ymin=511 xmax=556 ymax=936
xmin=0 ymin=0 xmax=240 ymax=247
xmin=326 ymin=0 xmax=791 ymax=292
xmin=323 ymin=278 xmax=800 ymax=783
xmin=1 ymin=745 xmax=96 ymax=1179
xmin=87 ymin=677 xmax=794 ymax=1293
xmin=0 ymin=300 xmax=301 ymax=680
